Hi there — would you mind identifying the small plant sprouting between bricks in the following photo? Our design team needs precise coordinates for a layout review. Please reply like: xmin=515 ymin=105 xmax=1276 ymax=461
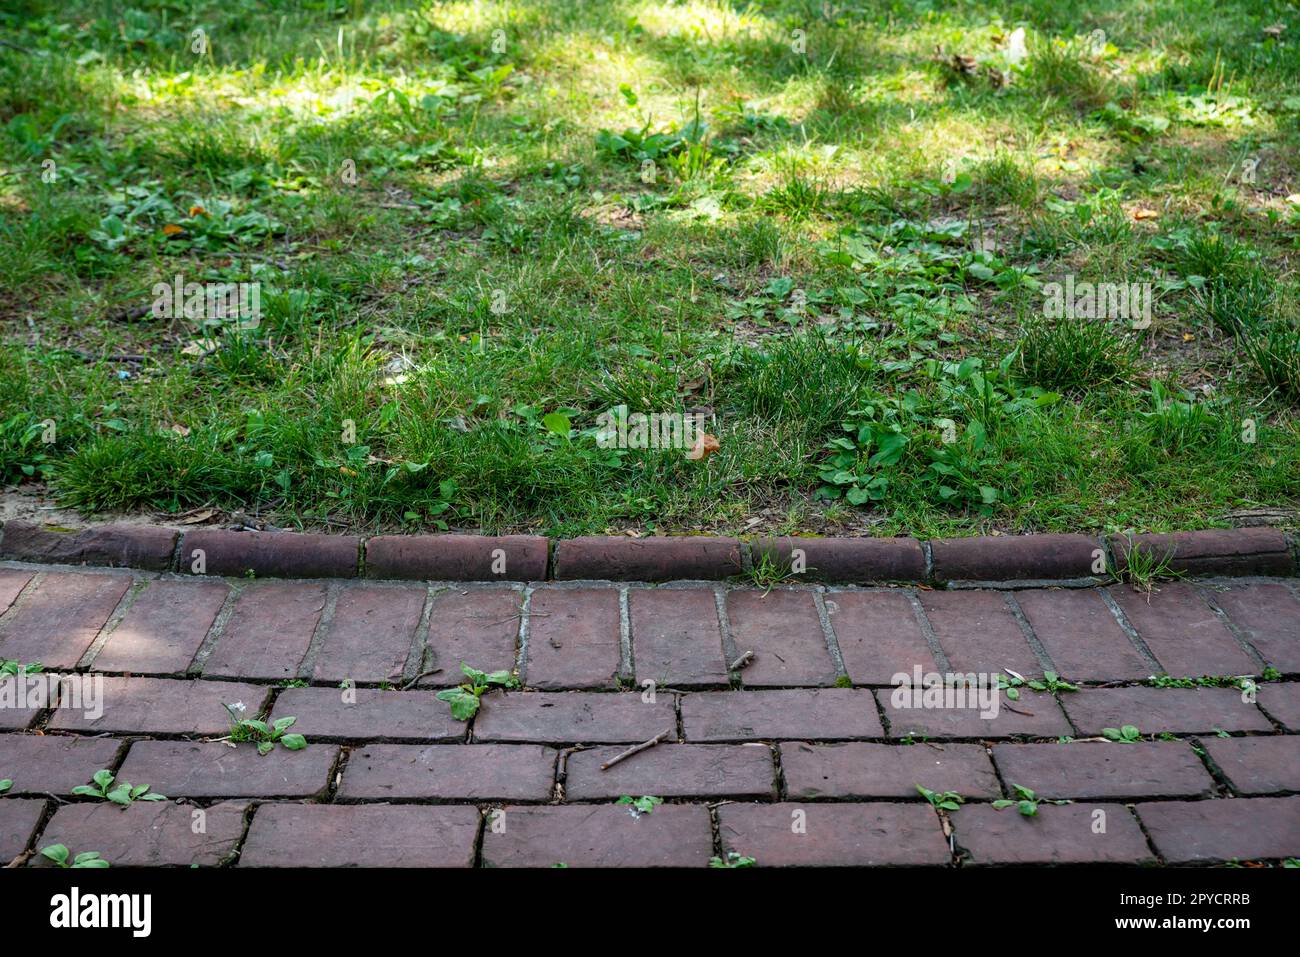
xmin=222 ymin=702 xmax=307 ymax=754
xmin=0 ymin=778 xmax=11 ymax=794
xmin=709 ymin=852 xmax=756 ymax=868
xmin=916 ymin=784 xmax=964 ymax=811
xmin=0 ymin=659 xmax=42 ymax=676
xmin=41 ymin=844 xmax=109 ymax=869
xmin=437 ymin=663 xmax=520 ymax=721
xmin=617 ymin=795 xmax=663 ymax=818
xmin=1102 ymin=724 xmax=1142 ymax=743
xmin=72 ymin=769 xmax=166 ymax=807
xmin=992 ymin=783 xmax=1070 ymax=817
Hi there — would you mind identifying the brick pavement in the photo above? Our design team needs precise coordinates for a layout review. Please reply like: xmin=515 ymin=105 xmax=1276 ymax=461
xmin=0 ymin=563 xmax=1297 ymax=867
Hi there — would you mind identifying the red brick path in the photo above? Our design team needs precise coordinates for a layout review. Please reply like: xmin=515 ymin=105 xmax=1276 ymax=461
xmin=1 ymin=564 xmax=1297 ymax=867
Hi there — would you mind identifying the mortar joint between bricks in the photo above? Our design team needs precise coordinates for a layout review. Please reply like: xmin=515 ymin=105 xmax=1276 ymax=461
xmin=812 ymin=587 xmax=848 ymax=679
xmin=712 ymin=587 xmax=740 ymax=682
xmin=1097 ymin=532 xmax=1119 ymax=578
xmin=515 ymin=585 xmax=535 ymax=683
xmin=402 ymin=583 xmax=440 ymax=685
xmin=188 ymin=579 xmax=247 ymax=676
xmin=1096 ymin=586 xmax=1164 ymax=674
xmin=296 ymin=579 xmax=343 ymax=681
xmin=1001 ymin=591 xmax=1059 ymax=677
xmin=617 ymin=585 xmax=634 ymax=683
xmin=168 ymin=529 xmax=187 ymax=573
xmin=1192 ymin=584 xmax=1268 ymax=672
xmin=906 ymin=590 xmax=952 ymax=674
xmin=76 ymin=573 xmax=150 ymax=671
xmin=920 ymin=539 xmax=935 ymax=583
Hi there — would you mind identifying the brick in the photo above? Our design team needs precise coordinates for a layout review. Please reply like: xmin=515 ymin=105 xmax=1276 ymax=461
xmin=781 ymin=741 xmax=998 ymax=800
xmin=241 ymin=804 xmax=479 ymax=868
xmin=270 ymin=686 xmax=465 ymax=742
xmin=0 ymin=571 xmax=130 ymax=669
xmin=1109 ymin=584 xmax=1256 ymax=677
xmin=0 ymin=798 xmax=45 ymax=861
xmin=751 ymin=537 xmax=925 ymax=583
xmin=48 ymin=677 xmax=269 ymax=736
xmin=629 ymin=588 xmax=728 ymax=687
xmin=420 ymin=588 xmax=520 ymax=687
xmin=0 ymin=675 xmax=42 ymax=730
xmin=339 ymin=743 xmax=555 ymax=801
xmin=0 ymin=568 xmax=33 ymax=614
xmin=1258 ymin=682 xmax=1300 ymax=731
xmin=718 ymin=802 xmax=950 ymax=866
xmin=1111 ymin=527 xmax=1295 ymax=577
xmin=311 ymin=583 xmax=424 ymax=683
xmin=1062 ymin=686 xmax=1272 ymax=736
xmin=523 ymin=588 xmax=620 ymax=689
xmin=992 ymin=741 xmax=1213 ymax=800
xmin=682 ymin=689 xmax=882 ymax=741
xmin=1138 ymin=796 xmax=1300 ymax=863
xmin=181 ymin=528 xmax=358 ymax=578
xmin=202 ymin=581 xmax=325 ymax=681
xmin=483 ymin=804 xmax=713 ymax=868
xmin=0 ymin=521 xmax=178 ymax=570
xmin=0 ymin=734 xmax=124 ymax=795
xmin=1014 ymin=588 xmax=1150 ymax=681
xmin=474 ymin=691 xmax=673 ymax=744
xmin=554 ymin=536 xmax=742 ymax=581
xmin=878 ymin=685 xmax=1072 ymax=739
xmin=919 ymin=589 xmax=1040 ymax=678
xmin=117 ymin=740 xmax=335 ymax=799
xmin=1207 ymin=583 xmax=1300 ymax=673
xmin=565 ymin=743 xmax=774 ymax=800
xmin=725 ymin=589 xmax=838 ymax=686
xmin=956 ymin=803 xmax=1154 ymax=865
xmin=1200 ymin=736 xmax=1300 ymax=795
xmin=825 ymin=590 xmax=938 ymax=685
xmin=931 ymin=533 xmax=1098 ymax=581
xmin=365 ymin=534 xmax=547 ymax=582
xmin=40 ymin=800 xmax=247 ymax=867
xmin=91 ymin=579 xmax=229 ymax=674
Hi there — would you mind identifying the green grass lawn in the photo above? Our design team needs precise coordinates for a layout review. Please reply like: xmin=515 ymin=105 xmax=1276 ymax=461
xmin=1 ymin=0 xmax=1297 ymax=538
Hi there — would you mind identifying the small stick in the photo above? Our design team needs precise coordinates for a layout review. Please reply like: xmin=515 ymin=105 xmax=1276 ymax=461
xmin=600 ymin=728 xmax=672 ymax=771
xmin=728 ymin=651 xmax=754 ymax=671
xmin=1003 ymin=702 xmax=1034 ymax=717
xmin=401 ymin=668 xmax=443 ymax=690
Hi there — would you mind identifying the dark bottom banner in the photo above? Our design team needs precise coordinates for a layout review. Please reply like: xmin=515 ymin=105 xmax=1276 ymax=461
xmin=2 ymin=865 xmax=1286 ymax=943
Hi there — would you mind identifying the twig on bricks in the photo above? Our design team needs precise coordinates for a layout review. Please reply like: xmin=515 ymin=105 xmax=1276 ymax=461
xmin=600 ymin=728 xmax=672 ymax=771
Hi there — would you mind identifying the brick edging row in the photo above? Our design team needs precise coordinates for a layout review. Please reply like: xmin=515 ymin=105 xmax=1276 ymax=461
xmin=0 ymin=520 xmax=1295 ymax=584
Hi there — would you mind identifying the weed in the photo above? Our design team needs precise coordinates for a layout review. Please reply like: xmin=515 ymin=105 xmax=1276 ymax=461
xmin=1018 ymin=316 xmax=1135 ymax=392
xmin=993 ymin=782 xmax=1070 ymax=816
xmin=916 ymin=784 xmax=964 ymax=811
xmin=40 ymin=844 xmax=109 ymax=869
xmin=222 ymin=702 xmax=307 ymax=755
xmin=1101 ymin=725 xmax=1142 ymax=743
xmin=616 ymin=795 xmax=663 ymax=817
xmin=71 ymin=769 xmax=166 ymax=807
xmin=1114 ymin=537 xmax=1181 ymax=596
xmin=709 ymin=852 xmax=757 ymax=868
xmin=436 ymin=662 xmax=520 ymax=720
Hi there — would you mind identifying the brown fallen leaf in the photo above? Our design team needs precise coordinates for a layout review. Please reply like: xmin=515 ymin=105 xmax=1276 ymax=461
xmin=1262 ymin=22 xmax=1286 ymax=39
xmin=169 ymin=423 xmax=191 ymax=437
xmin=1131 ymin=207 xmax=1159 ymax=220
xmin=162 ymin=223 xmax=184 ymax=236
xmin=685 ymin=432 xmax=720 ymax=461
xmin=188 ymin=205 xmax=206 ymax=217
